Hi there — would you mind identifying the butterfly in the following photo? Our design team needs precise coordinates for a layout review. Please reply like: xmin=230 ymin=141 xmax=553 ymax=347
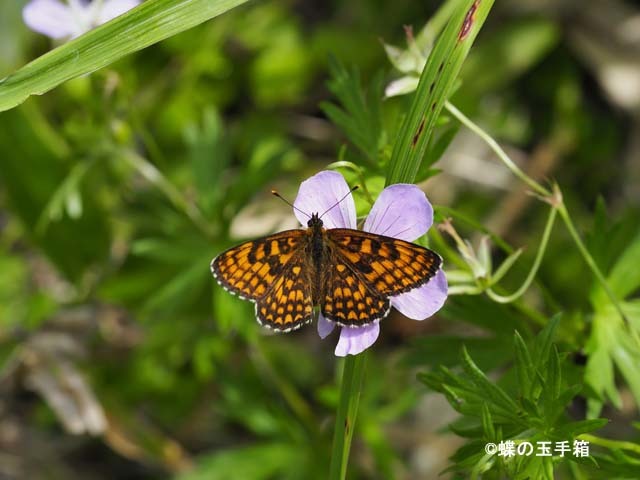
xmin=211 ymin=206 xmax=442 ymax=333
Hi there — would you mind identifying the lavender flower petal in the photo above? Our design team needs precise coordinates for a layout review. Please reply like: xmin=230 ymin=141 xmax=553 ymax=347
xmin=23 ymin=0 xmax=75 ymax=39
xmin=317 ymin=313 xmax=335 ymax=339
xmin=390 ymin=269 xmax=448 ymax=320
xmin=363 ymin=184 xmax=433 ymax=241
xmin=334 ymin=323 xmax=380 ymax=357
xmin=97 ymin=0 xmax=141 ymax=24
xmin=293 ymin=171 xmax=356 ymax=229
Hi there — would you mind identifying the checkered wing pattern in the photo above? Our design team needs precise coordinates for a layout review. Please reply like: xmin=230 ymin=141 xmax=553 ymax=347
xmin=212 ymin=222 xmax=442 ymax=331
xmin=320 ymin=256 xmax=390 ymax=326
xmin=210 ymin=229 xmax=303 ymax=294
xmin=211 ymin=230 xmax=314 ymax=331
xmin=320 ymin=229 xmax=441 ymax=326
xmin=255 ymin=259 xmax=314 ymax=331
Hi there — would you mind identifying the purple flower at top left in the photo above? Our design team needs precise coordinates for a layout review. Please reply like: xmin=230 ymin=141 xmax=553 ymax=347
xmin=23 ymin=0 xmax=140 ymax=40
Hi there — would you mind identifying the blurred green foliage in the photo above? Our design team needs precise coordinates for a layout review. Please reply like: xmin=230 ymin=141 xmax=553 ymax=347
xmin=1 ymin=0 xmax=639 ymax=479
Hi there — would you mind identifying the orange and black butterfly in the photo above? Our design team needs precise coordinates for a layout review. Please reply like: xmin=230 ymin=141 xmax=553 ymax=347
xmin=211 ymin=202 xmax=442 ymax=332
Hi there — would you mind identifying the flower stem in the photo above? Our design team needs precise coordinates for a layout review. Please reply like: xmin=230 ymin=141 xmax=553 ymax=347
xmin=329 ymin=353 xmax=367 ymax=480
xmin=446 ymin=101 xmax=629 ymax=323
xmin=557 ymin=204 xmax=636 ymax=338
xmin=444 ymin=101 xmax=550 ymax=198
xmin=486 ymin=205 xmax=557 ymax=303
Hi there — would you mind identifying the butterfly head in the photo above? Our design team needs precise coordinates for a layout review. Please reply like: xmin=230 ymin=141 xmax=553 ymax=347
xmin=307 ymin=213 xmax=323 ymax=228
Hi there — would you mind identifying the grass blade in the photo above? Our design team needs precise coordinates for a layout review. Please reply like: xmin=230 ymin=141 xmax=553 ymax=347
xmin=386 ymin=0 xmax=494 ymax=185
xmin=0 ymin=0 xmax=250 ymax=112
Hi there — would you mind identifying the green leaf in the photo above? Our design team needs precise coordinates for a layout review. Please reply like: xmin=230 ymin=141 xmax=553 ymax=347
xmin=386 ymin=0 xmax=495 ymax=185
xmin=513 ymin=330 xmax=533 ymax=396
xmin=532 ymin=314 xmax=560 ymax=370
xmin=142 ymin=255 xmax=211 ymax=314
xmin=320 ymin=59 xmax=383 ymax=166
xmin=514 ymin=456 xmax=554 ymax=480
xmin=584 ymin=312 xmax=623 ymax=414
xmin=481 ymin=403 xmax=495 ymax=440
xmin=0 ymin=106 xmax=110 ymax=281
xmin=421 ymin=315 xmax=612 ymax=478
xmin=406 ymin=334 xmax=512 ymax=371
xmin=415 ymin=119 xmax=459 ymax=182
xmin=610 ymin=327 xmax=640 ymax=411
xmin=586 ymin=197 xmax=640 ymax=276
xmin=184 ymin=107 xmax=230 ymax=215
xmin=542 ymin=345 xmax=561 ymax=422
xmin=461 ymin=346 xmax=520 ymax=419
xmin=35 ymin=160 xmax=91 ymax=232
xmin=441 ymin=294 xmax=530 ymax=338
xmin=606 ymin=232 xmax=640 ymax=299
xmin=177 ymin=443 xmax=297 ymax=480
xmin=585 ymin=226 xmax=640 ymax=414
xmin=554 ymin=419 xmax=608 ymax=438
xmin=0 ymin=0 xmax=250 ymax=112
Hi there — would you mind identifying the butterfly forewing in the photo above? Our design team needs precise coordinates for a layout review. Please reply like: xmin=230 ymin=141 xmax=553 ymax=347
xmin=327 ymin=229 xmax=441 ymax=297
xmin=211 ymin=229 xmax=307 ymax=302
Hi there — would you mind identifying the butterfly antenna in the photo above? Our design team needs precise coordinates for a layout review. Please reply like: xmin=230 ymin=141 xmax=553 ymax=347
xmin=271 ymin=189 xmax=311 ymax=219
xmin=319 ymin=185 xmax=359 ymax=219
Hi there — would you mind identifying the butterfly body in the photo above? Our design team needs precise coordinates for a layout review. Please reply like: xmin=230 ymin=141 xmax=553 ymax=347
xmin=211 ymin=213 xmax=441 ymax=332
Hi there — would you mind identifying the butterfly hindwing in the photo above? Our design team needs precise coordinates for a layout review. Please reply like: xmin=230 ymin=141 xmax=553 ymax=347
xmin=327 ymin=228 xmax=441 ymax=297
xmin=211 ymin=229 xmax=307 ymax=302
xmin=256 ymin=256 xmax=314 ymax=331
xmin=320 ymin=256 xmax=391 ymax=326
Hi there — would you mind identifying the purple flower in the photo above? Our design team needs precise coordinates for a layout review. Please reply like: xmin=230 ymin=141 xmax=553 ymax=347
xmin=23 ymin=0 xmax=140 ymax=40
xmin=294 ymin=171 xmax=448 ymax=356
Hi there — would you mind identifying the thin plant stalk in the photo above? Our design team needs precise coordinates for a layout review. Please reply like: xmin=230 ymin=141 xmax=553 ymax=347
xmin=445 ymin=101 xmax=628 ymax=323
xmin=329 ymin=353 xmax=367 ymax=480
xmin=121 ymin=150 xmax=214 ymax=238
xmin=445 ymin=101 xmax=550 ymax=197
xmin=486 ymin=206 xmax=557 ymax=303
xmin=328 ymin=2 xmax=493 ymax=478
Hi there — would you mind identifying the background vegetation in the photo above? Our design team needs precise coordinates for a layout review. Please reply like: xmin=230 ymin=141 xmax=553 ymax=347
xmin=0 ymin=0 xmax=639 ymax=478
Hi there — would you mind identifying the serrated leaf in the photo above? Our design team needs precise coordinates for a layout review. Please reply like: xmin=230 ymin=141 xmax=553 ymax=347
xmin=461 ymin=347 xmax=520 ymax=420
xmin=606 ymin=232 xmax=640 ymax=299
xmin=554 ymin=419 xmax=608 ymax=438
xmin=520 ymin=397 xmax=540 ymax=419
xmin=543 ymin=345 xmax=561 ymax=423
xmin=548 ymin=346 xmax=561 ymax=400
xmin=320 ymin=59 xmax=383 ymax=165
xmin=514 ymin=456 xmax=554 ymax=480
xmin=513 ymin=330 xmax=533 ymax=397
xmin=610 ymin=327 xmax=640 ymax=411
xmin=555 ymin=384 xmax=582 ymax=410
xmin=481 ymin=403 xmax=495 ymax=440
xmin=585 ymin=313 xmax=623 ymax=414
xmin=533 ymin=314 xmax=560 ymax=369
